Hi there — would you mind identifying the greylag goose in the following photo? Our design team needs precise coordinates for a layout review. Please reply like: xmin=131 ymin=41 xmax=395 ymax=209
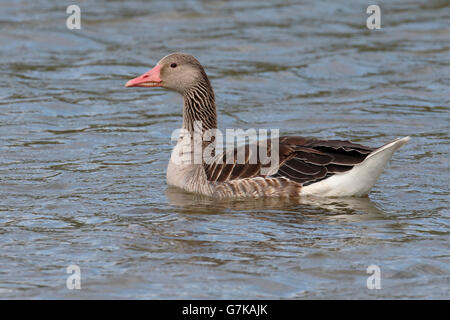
xmin=126 ymin=53 xmax=410 ymax=198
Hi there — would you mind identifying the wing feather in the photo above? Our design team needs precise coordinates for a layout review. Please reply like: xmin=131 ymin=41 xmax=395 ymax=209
xmin=204 ymin=136 xmax=375 ymax=186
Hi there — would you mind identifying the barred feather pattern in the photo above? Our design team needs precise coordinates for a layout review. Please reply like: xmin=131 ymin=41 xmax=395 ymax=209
xmin=182 ymin=78 xmax=217 ymax=133
xmin=203 ymin=136 xmax=375 ymax=192
xmin=210 ymin=177 xmax=302 ymax=198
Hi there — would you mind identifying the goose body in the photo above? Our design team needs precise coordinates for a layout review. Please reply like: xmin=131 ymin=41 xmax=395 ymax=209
xmin=126 ymin=53 xmax=410 ymax=198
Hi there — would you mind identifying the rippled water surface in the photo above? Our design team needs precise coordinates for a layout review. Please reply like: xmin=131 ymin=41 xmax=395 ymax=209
xmin=0 ymin=0 xmax=449 ymax=299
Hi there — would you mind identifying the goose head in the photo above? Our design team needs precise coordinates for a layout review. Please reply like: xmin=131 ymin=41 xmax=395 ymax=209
xmin=125 ymin=53 xmax=210 ymax=95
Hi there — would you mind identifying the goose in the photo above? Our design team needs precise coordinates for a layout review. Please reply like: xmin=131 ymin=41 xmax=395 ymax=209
xmin=125 ymin=53 xmax=410 ymax=198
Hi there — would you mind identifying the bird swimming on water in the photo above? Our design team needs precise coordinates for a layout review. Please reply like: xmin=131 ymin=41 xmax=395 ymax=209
xmin=126 ymin=53 xmax=410 ymax=198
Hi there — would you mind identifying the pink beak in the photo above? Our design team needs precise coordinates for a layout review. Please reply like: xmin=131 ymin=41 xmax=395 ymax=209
xmin=125 ymin=65 xmax=162 ymax=88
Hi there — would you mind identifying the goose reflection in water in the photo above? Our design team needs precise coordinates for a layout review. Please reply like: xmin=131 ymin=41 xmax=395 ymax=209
xmin=165 ymin=186 xmax=385 ymax=221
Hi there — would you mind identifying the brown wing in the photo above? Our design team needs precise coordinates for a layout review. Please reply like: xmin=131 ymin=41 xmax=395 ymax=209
xmin=204 ymin=136 xmax=375 ymax=186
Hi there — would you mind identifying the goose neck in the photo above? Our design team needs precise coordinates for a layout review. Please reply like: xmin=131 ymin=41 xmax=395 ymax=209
xmin=182 ymin=82 xmax=217 ymax=133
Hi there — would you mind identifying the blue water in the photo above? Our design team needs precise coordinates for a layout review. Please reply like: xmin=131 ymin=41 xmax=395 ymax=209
xmin=0 ymin=0 xmax=448 ymax=299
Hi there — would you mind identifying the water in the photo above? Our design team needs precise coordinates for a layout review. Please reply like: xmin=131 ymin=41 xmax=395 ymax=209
xmin=0 ymin=0 xmax=449 ymax=299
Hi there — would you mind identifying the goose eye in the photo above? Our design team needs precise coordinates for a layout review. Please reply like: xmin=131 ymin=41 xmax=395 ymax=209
xmin=170 ymin=63 xmax=177 ymax=68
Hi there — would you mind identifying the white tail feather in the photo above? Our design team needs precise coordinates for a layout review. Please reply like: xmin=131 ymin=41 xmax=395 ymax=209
xmin=301 ymin=136 xmax=410 ymax=197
